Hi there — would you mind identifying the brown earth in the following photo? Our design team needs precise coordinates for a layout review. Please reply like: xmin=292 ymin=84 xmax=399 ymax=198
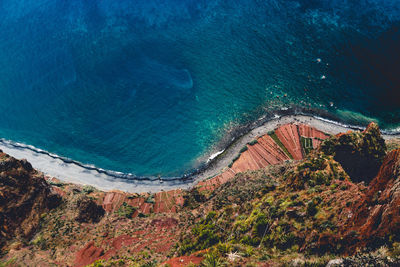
xmin=2 ymin=123 xmax=400 ymax=266
xmin=0 ymin=151 xmax=61 ymax=249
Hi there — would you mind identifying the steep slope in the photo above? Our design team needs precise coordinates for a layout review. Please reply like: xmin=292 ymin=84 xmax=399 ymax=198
xmin=0 ymin=150 xmax=61 ymax=249
xmin=342 ymin=148 xmax=400 ymax=252
xmin=197 ymin=123 xmax=329 ymax=193
xmin=2 ymin=122 xmax=400 ymax=266
xmin=320 ymin=122 xmax=386 ymax=183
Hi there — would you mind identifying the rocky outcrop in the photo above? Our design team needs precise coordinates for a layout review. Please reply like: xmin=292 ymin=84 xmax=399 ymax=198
xmin=0 ymin=151 xmax=60 ymax=249
xmin=73 ymin=241 xmax=104 ymax=267
xmin=343 ymin=149 xmax=400 ymax=251
xmin=320 ymin=122 xmax=386 ymax=183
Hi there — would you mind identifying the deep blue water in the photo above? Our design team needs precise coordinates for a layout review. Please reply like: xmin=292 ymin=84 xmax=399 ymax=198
xmin=0 ymin=0 xmax=399 ymax=177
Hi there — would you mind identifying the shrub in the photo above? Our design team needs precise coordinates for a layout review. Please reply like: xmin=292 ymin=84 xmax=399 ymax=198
xmin=201 ymin=251 xmax=227 ymax=267
xmin=248 ymin=140 xmax=259 ymax=146
xmin=306 ymin=200 xmax=318 ymax=217
xmin=116 ymin=202 xmax=137 ymax=218
xmin=239 ymin=146 xmax=248 ymax=153
xmin=179 ymin=212 xmax=222 ymax=255
xmin=253 ymin=213 xmax=270 ymax=238
xmin=82 ymin=185 xmax=96 ymax=194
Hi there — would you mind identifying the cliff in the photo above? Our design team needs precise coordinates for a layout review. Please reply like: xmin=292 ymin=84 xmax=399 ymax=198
xmin=0 ymin=151 xmax=61 ymax=250
xmin=1 ymin=122 xmax=400 ymax=266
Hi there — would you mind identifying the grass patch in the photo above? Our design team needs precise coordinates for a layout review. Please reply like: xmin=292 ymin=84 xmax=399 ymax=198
xmin=116 ymin=202 xmax=137 ymax=218
xmin=269 ymin=132 xmax=293 ymax=159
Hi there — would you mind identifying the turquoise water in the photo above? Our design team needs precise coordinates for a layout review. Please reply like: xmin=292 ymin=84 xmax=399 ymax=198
xmin=0 ymin=0 xmax=399 ymax=177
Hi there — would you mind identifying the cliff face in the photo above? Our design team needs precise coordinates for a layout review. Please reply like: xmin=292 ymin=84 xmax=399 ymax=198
xmin=176 ymin=123 xmax=400 ymax=265
xmin=320 ymin=122 xmax=386 ymax=183
xmin=344 ymin=149 xmax=400 ymax=251
xmin=0 ymin=150 xmax=60 ymax=249
xmin=1 ymin=123 xmax=400 ymax=266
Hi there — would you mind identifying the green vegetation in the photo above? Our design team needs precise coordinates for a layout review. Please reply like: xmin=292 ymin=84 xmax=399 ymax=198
xmin=306 ymin=197 xmax=320 ymax=216
xmin=239 ymin=145 xmax=248 ymax=153
xmin=82 ymin=185 xmax=97 ymax=194
xmin=0 ymin=258 xmax=16 ymax=267
xmin=183 ymin=187 xmax=206 ymax=209
xmin=201 ymin=251 xmax=227 ymax=267
xmin=269 ymin=132 xmax=293 ymax=159
xmin=179 ymin=212 xmax=223 ymax=255
xmin=301 ymin=137 xmax=313 ymax=155
xmin=247 ymin=139 xmax=259 ymax=146
xmin=229 ymin=154 xmax=241 ymax=168
xmin=320 ymin=123 xmax=386 ymax=182
xmin=116 ymin=202 xmax=137 ymax=218
xmin=145 ymin=195 xmax=155 ymax=204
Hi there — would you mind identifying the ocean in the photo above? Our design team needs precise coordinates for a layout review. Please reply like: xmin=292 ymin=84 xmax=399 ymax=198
xmin=0 ymin=0 xmax=399 ymax=179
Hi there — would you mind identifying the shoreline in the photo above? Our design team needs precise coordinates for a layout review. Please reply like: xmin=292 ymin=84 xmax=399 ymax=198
xmin=0 ymin=114 xmax=398 ymax=193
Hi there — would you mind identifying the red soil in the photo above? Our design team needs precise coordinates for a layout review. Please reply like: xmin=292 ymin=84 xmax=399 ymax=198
xmin=275 ymin=124 xmax=303 ymax=160
xmin=198 ymin=124 xmax=327 ymax=193
xmin=73 ymin=241 xmax=104 ymax=267
xmin=298 ymin=124 xmax=329 ymax=140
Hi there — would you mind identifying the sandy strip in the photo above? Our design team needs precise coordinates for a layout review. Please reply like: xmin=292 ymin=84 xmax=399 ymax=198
xmin=0 ymin=115 xmax=397 ymax=193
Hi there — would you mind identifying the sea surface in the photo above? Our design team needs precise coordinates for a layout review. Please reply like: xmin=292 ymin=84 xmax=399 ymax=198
xmin=0 ymin=0 xmax=399 ymax=178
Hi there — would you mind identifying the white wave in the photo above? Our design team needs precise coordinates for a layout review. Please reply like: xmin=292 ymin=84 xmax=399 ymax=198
xmin=0 ymin=138 xmax=193 ymax=193
xmin=207 ymin=149 xmax=225 ymax=163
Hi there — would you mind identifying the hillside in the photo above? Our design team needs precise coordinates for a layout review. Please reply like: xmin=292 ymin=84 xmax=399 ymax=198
xmin=1 ymin=123 xmax=400 ymax=266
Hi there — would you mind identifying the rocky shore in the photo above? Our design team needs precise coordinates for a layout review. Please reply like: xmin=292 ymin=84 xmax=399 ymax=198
xmin=1 ymin=121 xmax=400 ymax=266
xmin=1 ymin=115 xmax=399 ymax=194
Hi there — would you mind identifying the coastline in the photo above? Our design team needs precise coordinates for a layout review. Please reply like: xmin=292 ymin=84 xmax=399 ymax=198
xmin=0 ymin=114 xmax=398 ymax=193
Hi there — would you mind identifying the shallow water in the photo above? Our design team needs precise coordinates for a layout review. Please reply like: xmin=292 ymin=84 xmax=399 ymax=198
xmin=0 ymin=0 xmax=399 ymax=177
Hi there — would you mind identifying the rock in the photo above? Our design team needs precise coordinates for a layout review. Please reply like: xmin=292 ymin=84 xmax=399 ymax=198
xmin=73 ymin=241 xmax=104 ymax=267
xmin=344 ymin=149 xmax=400 ymax=251
xmin=0 ymin=152 xmax=60 ymax=249
xmin=320 ymin=122 xmax=386 ymax=183
xmin=75 ymin=196 xmax=105 ymax=223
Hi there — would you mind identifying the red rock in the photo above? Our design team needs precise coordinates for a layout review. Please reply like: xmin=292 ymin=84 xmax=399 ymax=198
xmin=336 ymin=149 xmax=400 ymax=253
xmin=73 ymin=241 xmax=104 ymax=267
xmin=312 ymin=138 xmax=322 ymax=149
xmin=232 ymin=150 xmax=259 ymax=173
xmin=298 ymin=124 xmax=329 ymax=149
